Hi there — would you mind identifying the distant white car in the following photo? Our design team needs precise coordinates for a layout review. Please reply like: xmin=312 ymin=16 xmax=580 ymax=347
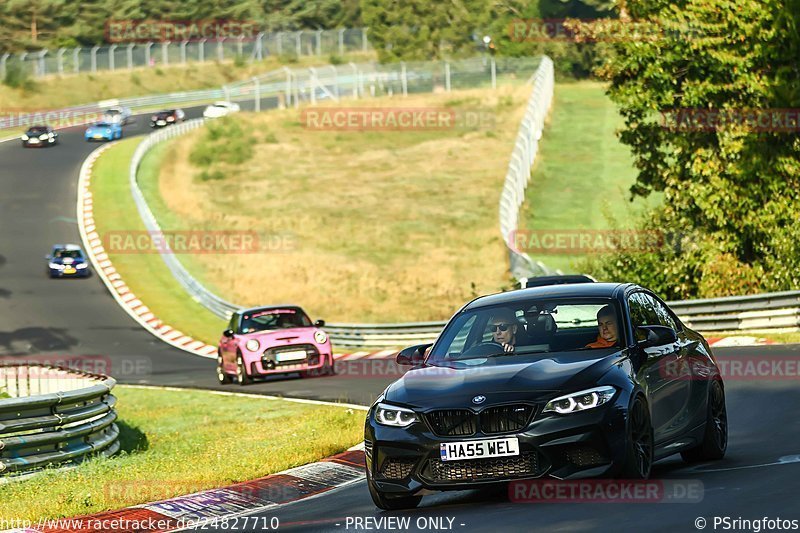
xmin=203 ymin=101 xmax=241 ymax=119
xmin=101 ymin=106 xmax=133 ymax=125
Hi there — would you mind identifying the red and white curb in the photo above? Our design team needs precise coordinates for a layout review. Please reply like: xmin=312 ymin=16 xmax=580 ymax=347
xmin=707 ymin=336 xmax=775 ymax=348
xmin=77 ymin=143 xmax=219 ymax=359
xmin=2 ymin=446 xmax=367 ymax=533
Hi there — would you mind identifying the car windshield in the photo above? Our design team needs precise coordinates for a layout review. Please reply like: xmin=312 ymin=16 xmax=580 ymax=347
xmin=93 ymin=123 xmax=110 ymax=128
xmin=28 ymin=127 xmax=48 ymax=134
xmin=105 ymin=110 xmax=120 ymax=115
xmin=239 ymin=308 xmax=312 ymax=334
xmin=53 ymin=249 xmax=81 ymax=259
xmin=427 ymin=298 xmax=623 ymax=367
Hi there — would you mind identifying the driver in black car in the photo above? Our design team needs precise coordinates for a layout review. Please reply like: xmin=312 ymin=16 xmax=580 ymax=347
xmin=489 ymin=309 xmax=519 ymax=353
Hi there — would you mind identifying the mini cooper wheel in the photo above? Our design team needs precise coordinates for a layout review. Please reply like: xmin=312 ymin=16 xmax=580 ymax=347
xmin=236 ymin=352 xmax=252 ymax=386
xmin=217 ymin=353 xmax=233 ymax=385
xmin=618 ymin=395 xmax=654 ymax=479
xmin=681 ymin=380 xmax=727 ymax=462
xmin=367 ymin=470 xmax=421 ymax=510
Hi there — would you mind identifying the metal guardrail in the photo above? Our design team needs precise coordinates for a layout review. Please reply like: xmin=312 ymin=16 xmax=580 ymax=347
xmin=0 ymin=365 xmax=119 ymax=476
xmin=0 ymin=28 xmax=369 ymax=80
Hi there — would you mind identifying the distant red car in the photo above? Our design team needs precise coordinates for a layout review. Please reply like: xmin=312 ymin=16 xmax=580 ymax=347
xmin=217 ymin=305 xmax=334 ymax=385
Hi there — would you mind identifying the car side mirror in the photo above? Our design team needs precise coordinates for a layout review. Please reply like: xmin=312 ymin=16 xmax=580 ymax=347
xmin=223 ymin=329 xmax=235 ymax=338
xmin=314 ymin=319 xmax=325 ymax=327
xmin=396 ymin=343 xmax=432 ymax=366
xmin=637 ymin=325 xmax=677 ymax=348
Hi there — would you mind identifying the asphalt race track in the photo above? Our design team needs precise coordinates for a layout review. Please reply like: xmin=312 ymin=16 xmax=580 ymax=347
xmin=2 ymin=102 xmax=800 ymax=533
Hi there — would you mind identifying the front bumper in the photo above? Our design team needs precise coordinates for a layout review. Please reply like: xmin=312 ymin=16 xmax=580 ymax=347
xmin=49 ymin=267 xmax=90 ymax=277
xmin=242 ymin=343 xmax=333 ymax=376
xmin=365 ymin=396 xmax=628 ymax=495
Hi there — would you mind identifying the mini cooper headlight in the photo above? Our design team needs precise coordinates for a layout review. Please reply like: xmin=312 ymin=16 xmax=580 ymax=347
xmin=39 ymin=133 xmax=49 ymax=140
xmin=245 ymin=339 xmax=260 ymax=352
xmin=76 ymin=262 xmax=88 ymax=269
xmin=375 ymin=402 xmax=418 ymax=427
xmin=314 ymin=330 xmax=327 ymax=344
xmin=48 ymin=262 xmax=64 ymax=270
xmin=543 ymin=386 xmax=617 ymax=415
xmin=21 ymin=134 xmax=29 ymax=141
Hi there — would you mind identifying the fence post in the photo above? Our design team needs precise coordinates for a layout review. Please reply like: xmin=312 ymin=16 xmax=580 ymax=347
xmin=254 ymin=32 xmax=264 ymax=61
xmin=309 ymin=67 xmax=317 ymax=104
xmin=237 ymin=36 xmax=244 ymax=58
xmin=90 ymin=46 xmax=99 ymax=73
xmin=162 ymin=42 xmax=169 ymax=65
xmin=127 ymin=44 xmax=134 ymax=69
xmin=362 ymin=28 xmax=368 ymax=51
xmin=217 ymin=39 xmax=225 ymax=61
xmin=19 ymin=52 xmax=28 ymax=79
xmin=180 ymin=41 xmax=187 ymax=64
xmin=145 ymin=43 xmax=153 ymax=67
xmin=491 ymin=57 xmax=497 ymax=89
xmin=109 ymin=44 xmax=117 ymax=70
xmin=283 ymin=66 xmax=292 ymax=108
xmin=253 ymin=77 xmax=260 ymax=112
xmin=295 ymin=31 xmax=302 ymax=57
xmin=38 ymin=50 xmax=47 ymax=77
xmin=57 ymin=48 xmax=65 ymax=75
xmin=199 ymin=39 xmax=206 ymax=62
xmin=401 ymin=62 xmax=408 ymax=96
xmin=445 ymin=61 xmax=451 ymax=92
xmin=338 ymin=29 xmax=345 ymax=55
xmin=348 ymin=62 xmax=358 ymax=98
xmin=0 ymin=53 xmax=8 ymax=80
xmin=315 ymin=30 xmax=323 ymax=55
xmin=73 ymin=48 xmax=80 ymax=73
xmin=276 ymin=32 xmax=283 ymax=56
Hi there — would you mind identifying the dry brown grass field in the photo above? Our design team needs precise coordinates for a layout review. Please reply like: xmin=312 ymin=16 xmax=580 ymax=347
xmin=147 ymin=85 xmax=532 ymax=322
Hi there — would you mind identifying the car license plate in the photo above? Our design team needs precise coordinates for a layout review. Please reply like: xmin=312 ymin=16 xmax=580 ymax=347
xmin=29 ymin=138 xmax=40 ymax=143
xmin=440 ymin=437 xmax=519 ymax=461
xmin=63 ymin=267 xmax=76 ymax=274
xmin=93 ymin=134 xmax=103 ymax=139
xmin=157 ymin=120 xmax=166 ymax=125
xmin=276 ymin=350 xmax=307 ymax=362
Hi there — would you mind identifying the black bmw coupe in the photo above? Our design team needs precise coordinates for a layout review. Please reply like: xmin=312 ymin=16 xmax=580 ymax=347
xmin=365 ymin=282 xmax=727 ymax=509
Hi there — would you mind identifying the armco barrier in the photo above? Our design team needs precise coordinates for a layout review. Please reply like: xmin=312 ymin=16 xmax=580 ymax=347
xmin=0 ymin=365 xmax=119 ymax=475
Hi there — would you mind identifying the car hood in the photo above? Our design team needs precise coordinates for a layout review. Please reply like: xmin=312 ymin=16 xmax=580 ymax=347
xmin=50 ymin=257 xmax=84 ymax=265
xmin=384 ymin=349 xmax=626 ymax=407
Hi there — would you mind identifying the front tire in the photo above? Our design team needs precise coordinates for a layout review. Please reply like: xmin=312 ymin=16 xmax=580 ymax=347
xmin=681 ymin=380 xmax=727 ymax=462
xmin=367 ymin=470 xmax=421 ymax=510
xmin=618 ymin=395 xmax=654 ymax=479
xmin=236 ymin=352 xmax=252 ymax=386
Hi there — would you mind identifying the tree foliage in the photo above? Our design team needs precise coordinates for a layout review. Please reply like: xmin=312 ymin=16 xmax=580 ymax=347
xmin=583 ymin=0 xmax=800 ymax=297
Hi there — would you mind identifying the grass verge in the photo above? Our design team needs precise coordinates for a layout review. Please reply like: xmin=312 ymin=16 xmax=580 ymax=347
xmin=0 ymin=386 xmax=364 ymax=521
xmin=520 ymin=80 xmax=662 ymax=273
xmin=142 ymin=83 xmax=534 ymax=322
xmin=89 ymin=139 xmax=224 ymax=345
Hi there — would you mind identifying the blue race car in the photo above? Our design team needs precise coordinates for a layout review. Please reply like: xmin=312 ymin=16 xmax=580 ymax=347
xmin=84 ymin=122 xmax=122 ymax=142
xmin=46 ymin=244 xmax=91 ymax=278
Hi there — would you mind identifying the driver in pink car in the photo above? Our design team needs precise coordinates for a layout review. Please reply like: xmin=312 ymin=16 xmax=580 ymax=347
xmin=489 ymin=308 xmax=519 ymax=353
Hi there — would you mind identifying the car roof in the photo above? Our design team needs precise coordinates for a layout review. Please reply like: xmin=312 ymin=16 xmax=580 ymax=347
xmin=239 ymin=305 xmax=305 ymax=315
xmin=463 ymin=282 xmax=636 ymax=311
xmin=52 ymin=244 xmax=82 ymax=251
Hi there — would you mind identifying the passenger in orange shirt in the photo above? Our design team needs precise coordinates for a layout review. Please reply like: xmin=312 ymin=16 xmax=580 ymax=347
xmin=585 ymin=305 xmax=619 ymax=348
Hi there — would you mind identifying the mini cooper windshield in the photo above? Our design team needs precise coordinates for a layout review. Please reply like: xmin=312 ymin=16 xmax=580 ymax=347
xmin=428 ymin=298 xmax=624 ymax=365
xmin=239 ymin=308 xmax=312 ymax=334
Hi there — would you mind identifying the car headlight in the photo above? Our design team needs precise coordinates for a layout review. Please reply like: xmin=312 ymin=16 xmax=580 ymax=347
xmin=76 ymin=262 xmax=88 ymax=269
xmin=314 ymin=330 xmax=327 ymax=344
xmin=48 ymin=262 xmax=64 ymax=270
xmin=21 ymin=134 xmax=29 ymax=141
xmin=245 ymin=339 xmax=260 ymax=352
xmin=543 ymin=386 xmax=617 ymax=415
xmin=167 ymin=116 xmax=174 ymax=122
xmin=39 ymin=134 xmax=48 ymax=140
xmin=105 ymin=129 xmax=111 ymax=135
xmin=375 ymin=402 xmax=418 ymax=427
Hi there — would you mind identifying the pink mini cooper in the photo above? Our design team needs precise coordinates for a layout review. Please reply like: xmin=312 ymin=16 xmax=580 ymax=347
xmin=217 ymin=305 xmax=334 ymax=385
